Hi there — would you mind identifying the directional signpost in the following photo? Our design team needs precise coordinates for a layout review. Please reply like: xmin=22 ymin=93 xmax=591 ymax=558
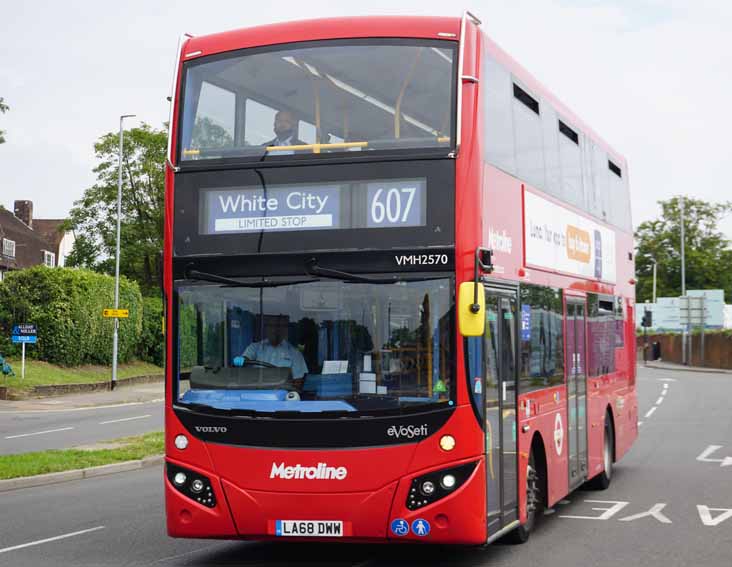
xmin=11 ymin=324 xmax=37 ymax=380
xmin=103 ymin=309 xmax=129 ymax=319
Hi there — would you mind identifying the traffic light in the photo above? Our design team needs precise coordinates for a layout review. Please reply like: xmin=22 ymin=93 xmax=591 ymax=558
xmin=642 ymin=310 xmax=653 ymax=328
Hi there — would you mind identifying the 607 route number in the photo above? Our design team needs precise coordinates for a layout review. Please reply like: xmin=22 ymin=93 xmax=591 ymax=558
xmin=395 ymin=254 xmax=449 ymax=266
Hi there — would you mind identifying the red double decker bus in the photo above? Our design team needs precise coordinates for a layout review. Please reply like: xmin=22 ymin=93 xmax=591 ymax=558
xmin=163 ymin=12 xmax=637 ymax=545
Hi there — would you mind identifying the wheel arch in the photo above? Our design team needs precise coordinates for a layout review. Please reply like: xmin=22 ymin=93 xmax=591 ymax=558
xmin=605 ymin=404 xmax=616 ymax=462
xmin=530 ymin=431 xmax=548 ymax=507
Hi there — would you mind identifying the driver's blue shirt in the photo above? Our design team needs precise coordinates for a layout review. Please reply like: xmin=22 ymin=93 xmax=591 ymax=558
xmin=242 ymin=339 xmax=308 ymax=379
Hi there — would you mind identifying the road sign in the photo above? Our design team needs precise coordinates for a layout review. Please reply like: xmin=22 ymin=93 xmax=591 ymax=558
xmin=9 ymin=323 xmax=36 ymax=381
xmin=103 ymin=309 xmax=129 ymax=318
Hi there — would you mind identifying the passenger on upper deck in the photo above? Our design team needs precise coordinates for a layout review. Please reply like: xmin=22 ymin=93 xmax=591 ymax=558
xmin=263 ymin=110 xmax=306 ymax=148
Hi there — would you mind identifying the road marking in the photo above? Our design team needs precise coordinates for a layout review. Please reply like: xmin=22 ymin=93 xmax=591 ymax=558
xmin=559 ymin=500 xmax=629 ymax=520
xmin=645 ymin=407 xmax=657 ymax=418
xmin=4 ymin=426 xmax=74 ymax=439
xmin=663 ymin=383 xmax=669 ymax=390
xmin=0 ymin=399 xmax=163 ymax=415
xmin=697 ymin=506 xmax=732 ymax=526
xmin=660 ymin=389 xmax=667 ymax=396
xmin=638 ymin=421 xmax=644 ymax=426
xmin=696 ymin=445 xmax=732 ymax=467
xmin=655 ymin=396 xmax=664 ymax=405
xmin=619 ymin=503 xmax=672 ymax=524
xmin=657 ymin=378 xmax=677 ymax=382
xmin=0 ymin=526 xmax=105 ymax=554
xmin=99 ymin=414 xmax=151 ymax=425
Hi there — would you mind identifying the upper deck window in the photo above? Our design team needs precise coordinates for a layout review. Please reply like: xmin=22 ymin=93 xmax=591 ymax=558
xmin=178 ymin=39 xmax=456 ymax=163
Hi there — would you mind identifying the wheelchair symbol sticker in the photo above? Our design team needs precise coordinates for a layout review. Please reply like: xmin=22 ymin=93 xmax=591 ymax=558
xmin=390 ymin=518 xmax=409 ymax=536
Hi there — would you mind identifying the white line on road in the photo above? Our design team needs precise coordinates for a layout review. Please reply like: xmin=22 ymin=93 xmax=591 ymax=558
xmin=638 ymin=421 xmax=644 ymax=426
xmin=663 ymin=383 xmax=669 ymax=390
xmin=99 ymin=414 xmax=151 ymax=425
xmin=656 ymin=396 xmax=664 ymax=405
xmin=645 ymin=406 xmax=657 ymax=418
xmin=4 ymin=426 xmax=74 ymax=439
xmin=0 ymin=526 xmax=105 ymax=555
xmin=0 ymin=399 xmax=163 ymax=415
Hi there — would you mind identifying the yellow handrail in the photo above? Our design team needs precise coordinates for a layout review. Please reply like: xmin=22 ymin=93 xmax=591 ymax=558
xmin=265 ymin=141 xmax=368 ymax=152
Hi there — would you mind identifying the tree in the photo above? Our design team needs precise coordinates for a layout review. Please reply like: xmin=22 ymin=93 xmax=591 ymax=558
xmin=66 ymin=123 xmax=166 ymax=294
xmin=0 ymin=97 xmax=8 ymax=144
xmin=191 ymin=116 xmax=234 ymax=148
xmin=635 ymin=196 xmax=732 ymax=302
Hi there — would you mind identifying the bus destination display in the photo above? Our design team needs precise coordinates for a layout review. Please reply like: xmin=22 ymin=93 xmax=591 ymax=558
xmin=199 ymin=178 xmax=426 ymax=235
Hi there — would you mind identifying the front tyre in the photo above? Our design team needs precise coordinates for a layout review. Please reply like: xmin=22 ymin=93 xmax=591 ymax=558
xmin=587 ymin=413 xmax=614 ymax=490
xmin=506 ymin=448 xmax=542 ymax=544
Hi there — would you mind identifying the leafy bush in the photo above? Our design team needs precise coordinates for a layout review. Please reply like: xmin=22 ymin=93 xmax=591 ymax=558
xmin=0 ymin=267 xmax=142 ymax=365
xmin=139 ymin=295 xmax=164 ymax=366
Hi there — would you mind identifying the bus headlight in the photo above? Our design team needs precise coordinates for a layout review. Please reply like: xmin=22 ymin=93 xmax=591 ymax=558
xmin=167 ymin=464 xmax=217 ymax=508
xmin=406 ymin=461 xmax=478 ymax=511
xmin=174 ymin=435 xmax=189 ymax=450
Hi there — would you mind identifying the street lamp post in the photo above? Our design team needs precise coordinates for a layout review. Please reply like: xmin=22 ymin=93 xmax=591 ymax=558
xmin=112 ymin=114 xmax=136 ymax=390
xmin=679 ymin=196 xmax=688 ymax=365
xmin=652 ymin=259 xmax=657 ymax=304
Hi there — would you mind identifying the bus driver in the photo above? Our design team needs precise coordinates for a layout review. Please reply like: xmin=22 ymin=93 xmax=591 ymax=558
xmin=233 ymin=315 xmax=308 ymax=389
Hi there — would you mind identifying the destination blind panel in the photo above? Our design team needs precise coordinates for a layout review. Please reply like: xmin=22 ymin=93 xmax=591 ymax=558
xmin=199 ymin=178 xmax=426 ymax=235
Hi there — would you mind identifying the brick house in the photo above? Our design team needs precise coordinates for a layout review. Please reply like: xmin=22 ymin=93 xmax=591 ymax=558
xmin=0 ymin=200 xmax=76 ymax=281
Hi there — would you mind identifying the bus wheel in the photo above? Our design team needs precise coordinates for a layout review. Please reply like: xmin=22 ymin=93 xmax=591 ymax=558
xmin=587 ymin=413 xmax=614 ymax=490
xmin=506 ymin=449 xmax=541 ymax=544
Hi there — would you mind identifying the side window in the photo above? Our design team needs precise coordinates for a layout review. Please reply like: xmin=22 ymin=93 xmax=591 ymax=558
xmin=542 ymin=105 xmax=562 ymax=199
xmin=190 ymin=82 xmax=236 ymax=150
xmin=244 ymin=99 xmax=277 ymax=146
xmin=559 ymin=118 xmax=583 ymax=209
xmin=587 ymin=293 xmax=617 ymax=376
xmin=512 ymin=83 xmax=545 ymax=189
xmin=482 ymin=52 xmax=517 ymax=174
xmin=519 ymin=285 xmax=564 ymax=393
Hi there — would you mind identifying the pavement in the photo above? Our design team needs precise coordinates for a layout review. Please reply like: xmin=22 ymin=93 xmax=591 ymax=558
xmin=0 ymin=382 xmax=164 ymax=454
xmin=644 ymin=360 xmax=732 ymax=374
xmin=1 ymin=366 xmax=731 ymax=566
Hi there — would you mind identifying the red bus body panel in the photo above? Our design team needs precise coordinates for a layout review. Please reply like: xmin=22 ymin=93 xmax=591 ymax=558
xmin=164 ymin=14 xmax=637 ymax=545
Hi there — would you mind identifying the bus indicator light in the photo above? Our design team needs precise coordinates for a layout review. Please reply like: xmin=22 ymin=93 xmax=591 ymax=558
xmin=439 ymin=435 xmax=456 ymax=451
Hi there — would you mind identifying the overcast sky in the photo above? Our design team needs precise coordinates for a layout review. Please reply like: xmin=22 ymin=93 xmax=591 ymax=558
xmin=1 ymin=0 xmax=731 ymax=238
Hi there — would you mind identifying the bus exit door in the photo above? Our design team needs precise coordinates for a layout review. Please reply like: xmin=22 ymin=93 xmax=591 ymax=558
xmin=567 ymin=299 xmax=588 ymax=490
xmin=483 ymin=287 xmax=519 ymax=536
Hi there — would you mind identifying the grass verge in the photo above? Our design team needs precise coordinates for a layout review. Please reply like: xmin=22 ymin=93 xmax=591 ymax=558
xmin=0 ymin=431 xmax=164 ymax=480
xmin=1 ymin=359 xmax=162 ymax=392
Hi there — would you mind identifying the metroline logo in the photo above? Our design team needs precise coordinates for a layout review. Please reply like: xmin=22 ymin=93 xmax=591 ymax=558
xmin=270 ymin=462 xmax=348 ymax=480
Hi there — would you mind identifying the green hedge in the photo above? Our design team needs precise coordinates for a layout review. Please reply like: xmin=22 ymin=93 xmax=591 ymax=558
xmin=139 ymin=295 xmax=164 ymax=366
xmin=0 ymin=267 xmax=143 ymax=366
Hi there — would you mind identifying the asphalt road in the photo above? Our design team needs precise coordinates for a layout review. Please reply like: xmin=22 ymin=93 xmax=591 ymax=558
xmin=0 ymin=385 xmax=164 ymax=454
xmin=1 ymin=366 xmax=731 ymax=566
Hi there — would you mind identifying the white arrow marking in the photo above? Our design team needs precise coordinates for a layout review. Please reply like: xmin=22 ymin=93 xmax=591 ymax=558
xmin=697 ymin=505 xmax=732 ymax=527
xmin=696 ymin=445 xmax=732 ymax=467
xmin=619 ymin=503 xmax=672 ymax=524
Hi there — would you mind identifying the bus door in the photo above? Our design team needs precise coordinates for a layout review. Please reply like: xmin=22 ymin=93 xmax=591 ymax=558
xmin=567 ymin=299 xmax=588 ymax=490
xmin=483 ymin=287 xmax=519 ymax=534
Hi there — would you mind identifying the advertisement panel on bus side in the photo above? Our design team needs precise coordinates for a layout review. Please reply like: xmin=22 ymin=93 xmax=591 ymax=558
xmin=523 ymin=190 xmax=617 ymax=283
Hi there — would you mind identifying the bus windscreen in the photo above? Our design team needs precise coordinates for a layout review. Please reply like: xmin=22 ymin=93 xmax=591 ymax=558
xmin=178 ymin=40 xmax=456 ymax=162
xmin=175 ymin=277 xmax=454 ymax=416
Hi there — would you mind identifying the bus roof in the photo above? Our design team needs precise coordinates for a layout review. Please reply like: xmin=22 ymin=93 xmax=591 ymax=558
xmin=179 ymin=14 xmax=626 ymax=169
xmin=183 ymin=16 xmax=460 ymax=57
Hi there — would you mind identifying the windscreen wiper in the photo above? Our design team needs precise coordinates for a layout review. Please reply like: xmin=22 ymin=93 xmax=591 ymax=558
xmin=304 ymin=258 xmax=396 ymax=284
xmin=184 ymin=268 xmax=317 ymax=288
xmin=304 ymin=258 xmax=444 ymax=284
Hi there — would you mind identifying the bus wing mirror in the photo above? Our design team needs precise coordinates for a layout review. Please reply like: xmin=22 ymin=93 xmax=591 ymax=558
xmin=459 ymin=282 xmax=485 ymax=337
